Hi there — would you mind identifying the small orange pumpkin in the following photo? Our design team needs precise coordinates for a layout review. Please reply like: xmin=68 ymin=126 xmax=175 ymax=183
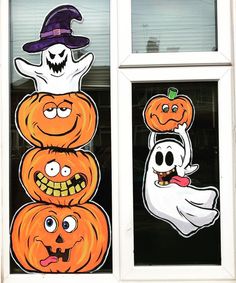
xmin=20 ymin=147 xmax=99 ymax=205
xmin=16 ymin=92 xmax=98 ymax=148
xmin=144 ymin=88 xmax=194 ymax=133
xmin=11 ymin=202 xmax=110 ymax=273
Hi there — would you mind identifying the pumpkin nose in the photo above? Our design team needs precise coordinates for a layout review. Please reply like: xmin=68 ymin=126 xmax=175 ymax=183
xmin=56 ymin=234 xmax=64 ymax=243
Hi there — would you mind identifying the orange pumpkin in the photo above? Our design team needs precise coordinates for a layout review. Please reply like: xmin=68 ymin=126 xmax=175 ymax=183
xmin=11 ymin=202 xmax=110 ymax=273
xmin=144 ymin=88 xmax=194 ymax=133
xmin=20 ymin=147 xmax=99 ymax=205
xmin=16 ymin=92 xmax=98 ymax=148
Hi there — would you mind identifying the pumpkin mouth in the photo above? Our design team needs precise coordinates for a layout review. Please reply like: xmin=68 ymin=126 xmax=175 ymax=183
xmin=36 ymin=116 xmax=79 ymax=137
xmin=41 ymin=246 xmax=70 ymax=267
xmin=34 ymin=171 xmax=87 ymax=197
xmin=151 ymin=110 xmax=187 ymax=125
xmin=153 ymin=167 xmax=177 ymax=186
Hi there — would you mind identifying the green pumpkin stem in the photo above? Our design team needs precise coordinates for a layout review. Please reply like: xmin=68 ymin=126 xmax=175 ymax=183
xmin=167 ymin=87 xmax=178 ymax=100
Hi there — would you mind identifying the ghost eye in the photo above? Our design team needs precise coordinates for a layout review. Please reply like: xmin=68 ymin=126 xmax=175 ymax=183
xmin=45 ymin=161 xmax=60 ymax=177
xmin=162 ymin=104 xmax=169 ymax=113
xmin=49 ymin=51 xmax=55 ymax=59
xmin=45 ymin=216 xmax=58 ymax=233
xmin=62 ymin=216 xmax=77 ymax=232
xmin=172 ymin=105 xmax=178 ymax=113
xmin=44 ymin=107 xmax=57 ymax=119
xmin=59 ymin=50 xmax=65 ymax=57
xmin=155 ymin=151 xmax=163 ymax=166
xmin=165 ymin=151 xmax=174 ymax=166
xmin=57 ymin=107 xmax=71 ymax=118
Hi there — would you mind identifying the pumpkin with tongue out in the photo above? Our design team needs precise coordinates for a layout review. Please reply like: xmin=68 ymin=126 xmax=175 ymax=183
xmin=11 ymin=202 xmax=110 ymax=273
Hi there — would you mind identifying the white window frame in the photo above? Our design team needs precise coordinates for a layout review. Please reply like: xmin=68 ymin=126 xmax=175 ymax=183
xmin=1 ymin=0 xmax=236 ymax=282
xmin=118 ymin=66 xmax=235 ymax=281
xmin=118 ymin=0 xmax=232 ymax=67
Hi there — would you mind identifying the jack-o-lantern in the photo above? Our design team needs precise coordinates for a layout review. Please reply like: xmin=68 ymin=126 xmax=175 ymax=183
xmin=20 ymin=147 xmax=99 ymax=205
xmin=11 ymin=202 xmax=110 ymax=273
xmin=16 ymin=92 xmax=98 ymax=148
xmin=144 ymin=87 xmax=194 ymax=133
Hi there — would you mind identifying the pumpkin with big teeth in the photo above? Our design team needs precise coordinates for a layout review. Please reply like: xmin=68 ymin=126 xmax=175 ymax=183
xmin=16 ymin=92 xmax=98 ymax=148
xmin=11 ymin=202 xmax=110 ymax=273
xmin=20 ymin=147 xmax=99 ymax=205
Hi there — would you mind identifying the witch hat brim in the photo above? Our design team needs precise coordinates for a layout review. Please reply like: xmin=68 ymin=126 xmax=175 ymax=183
xmin=23 ymin=35 xmax=90 ymax=53
xmin=22 ymin=5 xmax=90 ymax=53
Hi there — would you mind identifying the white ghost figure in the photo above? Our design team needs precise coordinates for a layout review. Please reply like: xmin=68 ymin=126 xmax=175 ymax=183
xmin=143 ymin=123 xmax=219 ymax=237
xmin=14 ymin=44 xmax=94 ymax=94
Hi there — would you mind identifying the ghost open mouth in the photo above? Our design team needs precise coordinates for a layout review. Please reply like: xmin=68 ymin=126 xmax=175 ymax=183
xmin=35 ymin=172 xmax=87 ymax=197
xmin=46 ymin=55 xmax=68 ymax=74
xmin=153 ymin=167 xmax=190 ymax=187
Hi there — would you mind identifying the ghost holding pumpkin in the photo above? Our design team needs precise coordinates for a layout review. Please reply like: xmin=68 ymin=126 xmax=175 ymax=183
xmin=143 ymin=88 xmax=219 ymax=237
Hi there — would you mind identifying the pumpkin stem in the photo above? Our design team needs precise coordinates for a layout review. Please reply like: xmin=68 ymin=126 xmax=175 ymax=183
xmin=167 ymin=87 xmax=178 ymax=100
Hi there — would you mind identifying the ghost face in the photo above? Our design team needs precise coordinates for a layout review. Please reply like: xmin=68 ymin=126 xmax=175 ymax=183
xmin=149 ymin=139 xmax=184 ymax=186
xmin=42 ymin=44 xmax=72 ymax=77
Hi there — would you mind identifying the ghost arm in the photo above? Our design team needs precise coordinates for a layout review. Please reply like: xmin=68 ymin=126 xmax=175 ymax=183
xmin=148 ymin=132 xmax=157 ymax=150
xmin=14 ymin=57 xmax=40 ymax=80
xmin=72 ymin=52 xmax=94 ymax=89
xmin=174 ymin=123 xmax=198 ymax=176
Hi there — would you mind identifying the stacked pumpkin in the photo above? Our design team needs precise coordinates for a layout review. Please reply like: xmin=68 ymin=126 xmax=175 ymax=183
xmin=11 ymin=91 xmax=110 ymax=272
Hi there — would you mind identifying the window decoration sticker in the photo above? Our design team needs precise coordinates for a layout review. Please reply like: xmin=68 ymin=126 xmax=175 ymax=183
xmin=142 ymin=87 xmax=219 ymax=238
xmin=10 ymin=5 xmax=110 ymax=273
xmin=14 ymin=5 xmax=93 ymax=94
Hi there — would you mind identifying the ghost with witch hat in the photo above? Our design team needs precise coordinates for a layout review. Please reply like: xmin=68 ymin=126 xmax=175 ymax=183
xmin=14 ymin=5 xmax=94 ymax=94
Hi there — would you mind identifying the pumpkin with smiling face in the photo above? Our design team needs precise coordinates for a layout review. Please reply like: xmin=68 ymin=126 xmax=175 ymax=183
xmin=16 ymin=92 xmax=98 ymax=148
xmin=20 ymin=147 xmax=99 ymax=205
xmin=144 ymin=88 xmax=194 ymax=133
xmin=11 ymin=202 xmax=110 ymax=273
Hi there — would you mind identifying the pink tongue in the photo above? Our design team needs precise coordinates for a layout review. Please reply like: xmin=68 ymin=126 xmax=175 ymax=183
xmin=170 ymin=176 xmax=190 ymax=187
xmin=40 ymin=256 xmax=58 ymax=267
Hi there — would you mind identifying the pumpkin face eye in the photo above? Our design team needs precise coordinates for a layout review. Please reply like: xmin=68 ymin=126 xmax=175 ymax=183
xmin=57 ymin=107 xmax=71 ymax=118
xmin=43 ymin=102 xmax=57 ymax=119
xmin=62 ymin=216 xmax=77 ymax=233
xmin=172 ymin=105 xmax=178 ymax=113
xmin=61 ymin=166 xmax=71 ymax=177
xmin=44 ymin=108 xmax=57 ymax=119
xmin=162 ymin=104 xmax=169 ymax=113
xmin=45 ymin=216 xmax=58 ymax=233
xmin=45 ymin=161 xmax=60 ymax=177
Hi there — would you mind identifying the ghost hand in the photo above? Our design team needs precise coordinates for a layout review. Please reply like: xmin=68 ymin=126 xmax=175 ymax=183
xmin=174 ymin=123 xmax=187 ymax=135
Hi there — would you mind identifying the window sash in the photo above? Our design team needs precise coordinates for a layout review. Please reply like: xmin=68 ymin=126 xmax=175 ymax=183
xmin=118 ymin=66 xmax=235 ymax=280
xmin=118 ymin=0 xmax=232 ymax=67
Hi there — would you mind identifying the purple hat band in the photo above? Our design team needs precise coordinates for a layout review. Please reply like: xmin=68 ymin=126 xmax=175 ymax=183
xmin=23 ymin=5 xmax=90 ymax=53
xmin=41 ymin=28 xmax=71 ymax=39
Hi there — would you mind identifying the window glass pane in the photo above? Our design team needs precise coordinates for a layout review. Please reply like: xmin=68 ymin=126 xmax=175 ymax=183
xmin=132 ymin=0 xmax=217 ymax=53
xmin=132 ymin=82 xmax=220 ymax=265
xmin=10 ymin=0 xmax=112 ymax=273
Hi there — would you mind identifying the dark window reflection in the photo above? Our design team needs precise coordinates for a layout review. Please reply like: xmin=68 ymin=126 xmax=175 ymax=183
xmin=133 ymin=82 xmax=220 ymax=265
